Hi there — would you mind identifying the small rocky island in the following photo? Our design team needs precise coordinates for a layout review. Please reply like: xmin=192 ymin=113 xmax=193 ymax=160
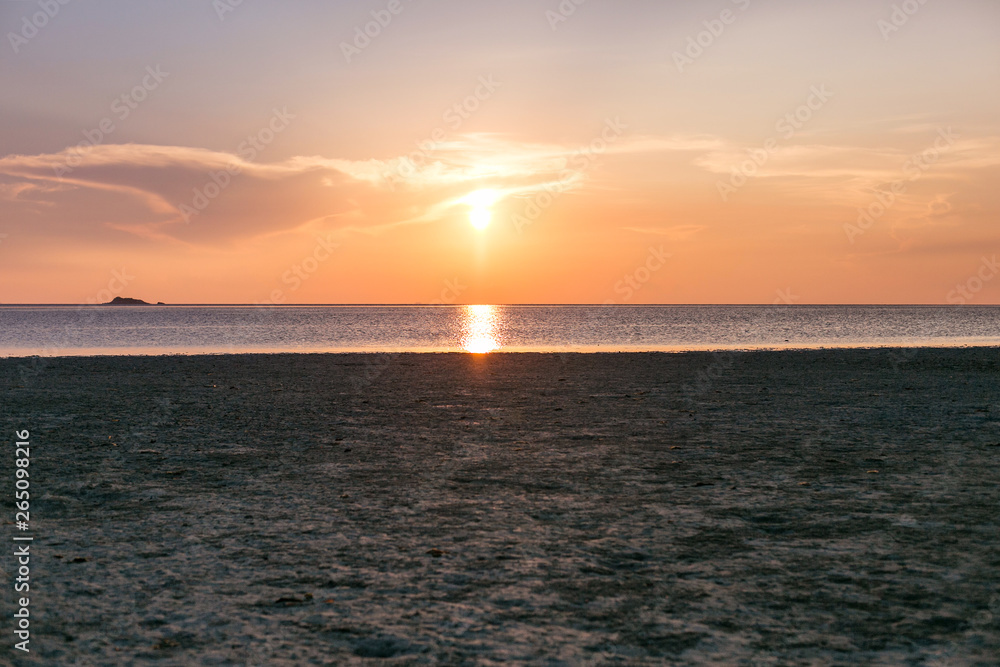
xmin=105 ymin=296 xmax=165 ymax=305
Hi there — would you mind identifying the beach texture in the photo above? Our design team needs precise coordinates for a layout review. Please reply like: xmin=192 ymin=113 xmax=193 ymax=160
xmin=2 ymin=349 xmax=999 ymax=665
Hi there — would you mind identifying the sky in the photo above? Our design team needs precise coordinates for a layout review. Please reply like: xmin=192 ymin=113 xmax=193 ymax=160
xmin=1 ymin=0 xmax=999 ymax=304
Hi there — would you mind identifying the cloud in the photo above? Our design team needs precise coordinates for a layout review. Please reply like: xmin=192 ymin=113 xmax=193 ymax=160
xmin=0 ymin=131 xmax=721 ymax=246
xmin=623 ymin=224 xmax=707 ymax=240
xmin=0 ymin=136 xmax=581 ymax=243
xmin=692 ymin=134 xmax=1000 ymax=188
xmin=3 ymin=128 xmax=996 ymax=249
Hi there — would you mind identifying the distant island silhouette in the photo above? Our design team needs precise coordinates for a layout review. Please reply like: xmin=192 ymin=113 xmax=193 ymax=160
xmin=105 ymin=297 xmax=165 ymax=305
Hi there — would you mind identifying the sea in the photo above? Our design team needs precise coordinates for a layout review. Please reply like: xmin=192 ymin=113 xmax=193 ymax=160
xmin=2 ymin=305 xmax=1000 ymax=356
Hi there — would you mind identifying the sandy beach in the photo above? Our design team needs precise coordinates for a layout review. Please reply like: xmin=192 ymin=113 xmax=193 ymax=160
xmin=2 ymin=349 xmax=999 ymax=665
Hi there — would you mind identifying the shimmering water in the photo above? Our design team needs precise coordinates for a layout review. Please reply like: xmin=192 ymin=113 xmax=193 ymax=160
xmin=1 ymin=305 xmax=1000 ymax=356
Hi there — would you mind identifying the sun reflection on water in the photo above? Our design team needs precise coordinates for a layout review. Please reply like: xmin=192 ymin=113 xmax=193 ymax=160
xmin=461 ymin=305 xmax=501 ymax=353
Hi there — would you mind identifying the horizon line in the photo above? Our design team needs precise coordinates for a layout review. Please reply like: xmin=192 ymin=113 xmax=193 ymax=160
xmin=1 ymin=303 xmax=997 ymax=308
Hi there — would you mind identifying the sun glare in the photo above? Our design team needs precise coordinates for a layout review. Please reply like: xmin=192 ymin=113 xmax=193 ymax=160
xmin=469 ymin=207 xmax=492 ymax=230
xmin=464 ymin=189 xmax=499 ymax=230
xmin=461 ymin=304 xmax=501 ymax=353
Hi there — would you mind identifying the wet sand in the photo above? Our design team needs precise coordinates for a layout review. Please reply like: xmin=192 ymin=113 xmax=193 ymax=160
xmin=1 ymin=349 xmax=999 ymax=665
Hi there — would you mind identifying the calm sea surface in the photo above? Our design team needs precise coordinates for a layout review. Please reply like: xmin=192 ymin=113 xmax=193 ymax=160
xmin=2 ymin=305 xmax=1000 ymax=356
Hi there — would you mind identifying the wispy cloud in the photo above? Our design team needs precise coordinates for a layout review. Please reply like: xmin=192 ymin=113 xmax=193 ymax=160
xmin=1 ymin=129 xmax=997 ymax=248
xmin=0 ymin=133 xmax=728 ymax=244
xmin=623 ymin=224 xmax=707 ymax=240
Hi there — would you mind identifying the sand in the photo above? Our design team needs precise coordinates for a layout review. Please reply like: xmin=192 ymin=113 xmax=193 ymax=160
xmin=1 ymin=349 xmax=999 ymax=665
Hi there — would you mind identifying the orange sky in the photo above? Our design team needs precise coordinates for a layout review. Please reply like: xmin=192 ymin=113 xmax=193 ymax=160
xmin=2 ymin=0 xmax=999 ymax=304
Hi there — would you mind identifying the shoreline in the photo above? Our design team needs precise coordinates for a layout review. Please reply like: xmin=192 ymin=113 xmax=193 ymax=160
xmin=3 ymin=341 xmax=1000 ymax=359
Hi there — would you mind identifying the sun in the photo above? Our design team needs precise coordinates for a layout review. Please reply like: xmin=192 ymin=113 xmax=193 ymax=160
xmin=464 ymin=189 xmax=499 ymax=230
xmin=469 ymin=207 xmax=492 ymax=230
